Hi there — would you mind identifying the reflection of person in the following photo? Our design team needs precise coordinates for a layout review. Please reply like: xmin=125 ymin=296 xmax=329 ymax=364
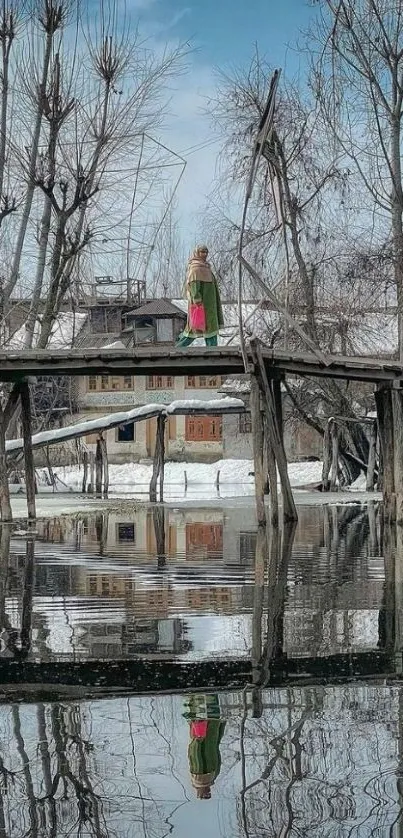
xmin=176 ymin=246 xmax=224 ymax=348
xmin=184 ymin=694 xmax=226 ymax=800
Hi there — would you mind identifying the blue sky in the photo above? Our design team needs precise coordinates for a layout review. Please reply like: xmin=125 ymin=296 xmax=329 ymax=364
xmin=148 ymin=0 xmax=314 ymax=70
xmin=113 ymin=0 xmax=317 ymax=249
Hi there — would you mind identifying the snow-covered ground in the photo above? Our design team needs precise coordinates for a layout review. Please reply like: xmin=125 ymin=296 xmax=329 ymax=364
xmin=5 ymin=459 xmax=378 ymax=520
xmin=46 ymin=457 xmax=325 ymax=497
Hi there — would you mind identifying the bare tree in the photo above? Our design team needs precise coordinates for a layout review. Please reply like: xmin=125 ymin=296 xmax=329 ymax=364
xmin=311 ymin=0 xmax=403 ymax=357
xmin=205 ymin=49 xmax=384 ymax=482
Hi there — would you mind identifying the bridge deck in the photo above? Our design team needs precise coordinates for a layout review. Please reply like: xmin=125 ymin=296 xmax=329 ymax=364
xmin=0 ymin=345 xmax=401 ymax=382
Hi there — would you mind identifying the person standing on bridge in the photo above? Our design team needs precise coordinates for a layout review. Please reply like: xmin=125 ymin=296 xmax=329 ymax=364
xmin=176 ymin=245 xmax=224 ymax=347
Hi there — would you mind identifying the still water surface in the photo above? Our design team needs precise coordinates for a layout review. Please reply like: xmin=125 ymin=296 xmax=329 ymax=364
xmin=1 ymin=685 xmax=403 ymax=836
xmin=2 ymin=501 xmax=403 ymax=835
xmin=0 ymin=501 xmax=385 ymax=662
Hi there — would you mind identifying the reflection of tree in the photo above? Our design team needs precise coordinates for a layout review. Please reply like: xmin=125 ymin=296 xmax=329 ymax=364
xmin=233 ymin=682 xmax=402 ymax=837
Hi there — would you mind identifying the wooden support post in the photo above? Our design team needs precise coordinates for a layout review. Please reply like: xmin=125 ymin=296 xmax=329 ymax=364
xmin=366 ymin=421 xmax=377 ymax=492
xmin=20 ymin=381 xmax=36 ymax=522
xmin=251 ymin=522 xmax=267 ymax=712
xmin=150 ymin=415 xmax=165 ymax=502
xmin=330 ymin=420 xmax=339 ymax=492
xmin=376 ymin=385 xmax=395 ymax=517
xmin=253 ymin=341 xmax=297 ymax=522
xmin=89 ymin=451 xmax=95 ymax=493
xmin=322 ymin=421 xmax=331 ymax=492
xmin=393 ymin=388 xmax=403 ymax=524
xmin=0 ymin=407 xmax=12 ymax=523
xmin=272 ymin=378 xmax=283 ymax=436
xmin=82 ymin=450 xmax=88 ymax=494
xmin=20 ymin=537 xmax=35 ymax=656
xmin=95 ymin=437 xmax=103 ymax=495
xmin=153 ymin=505 xmax=166 ymax=568
xmin=250 ymin=374 xmax=266 ymax=526
xmin=264 ymin=413 xmax=278 ymax=527
xmin=100 ymin=435 xmax=109 ymax=496
xmin=159 ymin=414 xmax=166 ymax=502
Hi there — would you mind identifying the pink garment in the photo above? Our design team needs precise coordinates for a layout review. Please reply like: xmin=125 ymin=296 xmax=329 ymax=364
xmin=190 ymin=720 xmax=208 ymax=739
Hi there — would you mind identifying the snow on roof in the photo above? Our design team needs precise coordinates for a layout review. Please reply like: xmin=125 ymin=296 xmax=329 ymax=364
xmin=103 ymin=339 xmax=127 ymax=350
xmin=128 ymin=299 xmax=186 ymax=318
xmin=219 ymin=375 xmax=251 ymax=394
xmin=6 ymin=312 xmax=87 ymax=350
xmin=167 ymin=397 xmax=245 ymax=414
xmin=6 ymin=404 xmax=164 ymax=453
xmin=6 ymin=399 xmax=245 ymax=454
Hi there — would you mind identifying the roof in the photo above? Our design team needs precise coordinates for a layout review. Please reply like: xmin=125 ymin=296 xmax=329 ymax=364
xmin=127 ymin=299 xmax=187 ymax=319
xmin=75 ymin=332 xmax=133 ymax=350
xmin=6 ymin=312 xmax=88 ymax=350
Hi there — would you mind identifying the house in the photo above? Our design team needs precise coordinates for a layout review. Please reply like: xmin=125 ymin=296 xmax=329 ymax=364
xmin=74 ymin=296 xmax=228 ymax=463
xmin=219 ymin=374 xmax=324 ymax=462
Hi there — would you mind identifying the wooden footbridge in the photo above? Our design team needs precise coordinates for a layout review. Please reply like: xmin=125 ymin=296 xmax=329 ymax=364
xmin=0 ymin=344 xmax=401 ymax=382
xmin=0 ymin=343 xmax=402 ymax=525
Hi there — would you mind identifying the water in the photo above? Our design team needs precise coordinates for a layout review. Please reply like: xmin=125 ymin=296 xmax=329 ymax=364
xmin=0 ymin=502 xmax=386 ymax=668
xmin=2 ymin=685 xmax=403 ymax=836
xmin=2 ymin=499 xmax=403 ymax=834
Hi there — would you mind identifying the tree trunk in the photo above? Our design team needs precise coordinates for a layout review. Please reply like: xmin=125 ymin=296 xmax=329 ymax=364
xmin=24 ymin=196 xmax=52 ymax=348
xmin=5 ymin=27 xmax=54 ymax=299
xmin=390 ymin=118 xmax=403 ymax=361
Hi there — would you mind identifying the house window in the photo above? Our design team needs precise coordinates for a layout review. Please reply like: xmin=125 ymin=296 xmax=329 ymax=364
xmin=117 ymin=523 xmax=136 ymax=543
xmin=87 ymin=375 xmax=133 ymax=392
xmin=117 ymin=422 xmax=135 ymax=442
xmin=89 ymin=576 xmax=98 ymax=595
xmin=240 ymin=532 xmax=257 ymax=562
xmin=146 ymin=375 xmax=174 ymax=389
xmin=185 ymin=415 xmax=222 ymax=442
xmin=239 ymin=413 xmax=252 ymax=434
xmin=186 ymin=523 xmax=223 ymax=555
xmin=186 ymin=375 xmax=222 ymax=388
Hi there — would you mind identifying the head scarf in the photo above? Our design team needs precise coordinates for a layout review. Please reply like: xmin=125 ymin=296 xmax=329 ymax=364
xmin=186 ymin=246 xmax=214 ymax=286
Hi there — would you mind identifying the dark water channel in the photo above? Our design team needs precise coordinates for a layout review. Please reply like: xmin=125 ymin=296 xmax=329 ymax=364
xmin=3 ymin=501 xmax=403 ymax=835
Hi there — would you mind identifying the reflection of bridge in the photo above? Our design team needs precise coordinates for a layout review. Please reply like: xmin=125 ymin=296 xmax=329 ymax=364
xmin=0 ymin=650 xmax=396 ymax=702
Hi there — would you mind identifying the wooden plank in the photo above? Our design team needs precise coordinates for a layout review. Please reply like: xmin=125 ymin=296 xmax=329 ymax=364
xmin=322 ymin=421 xmax=331 ymax=492
xmin=253 ymin=341 xmax=297 ymax=522
xmin=376 ymin=386 xmax=395 ymax=512
xmin=330 ymin=421 xmax=340 ymax=492
xmin=0 ymin=406 xmax=12 ymax=522
xmin=95 ymin=438 xmax=103 ymax=495
xmin=19 ymin=382 xmax=36 ymax=522
xmin=250 ymin=375 xmax=266 ymax=526
xmin=366 ymin=422 xmax=377 ymax=492
xmin=0 ymin=345 xmax=401 ymax=383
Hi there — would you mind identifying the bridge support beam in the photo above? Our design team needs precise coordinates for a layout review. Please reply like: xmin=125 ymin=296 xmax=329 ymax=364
xmin=250 ymin=339 xmax=297 ymax=525
xmin=376 ymin=383 xmax=403 ymax=523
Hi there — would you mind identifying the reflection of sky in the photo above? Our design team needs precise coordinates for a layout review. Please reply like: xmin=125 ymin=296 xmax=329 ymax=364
xmin=1 ymin=685 xmax=401 ymax=837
